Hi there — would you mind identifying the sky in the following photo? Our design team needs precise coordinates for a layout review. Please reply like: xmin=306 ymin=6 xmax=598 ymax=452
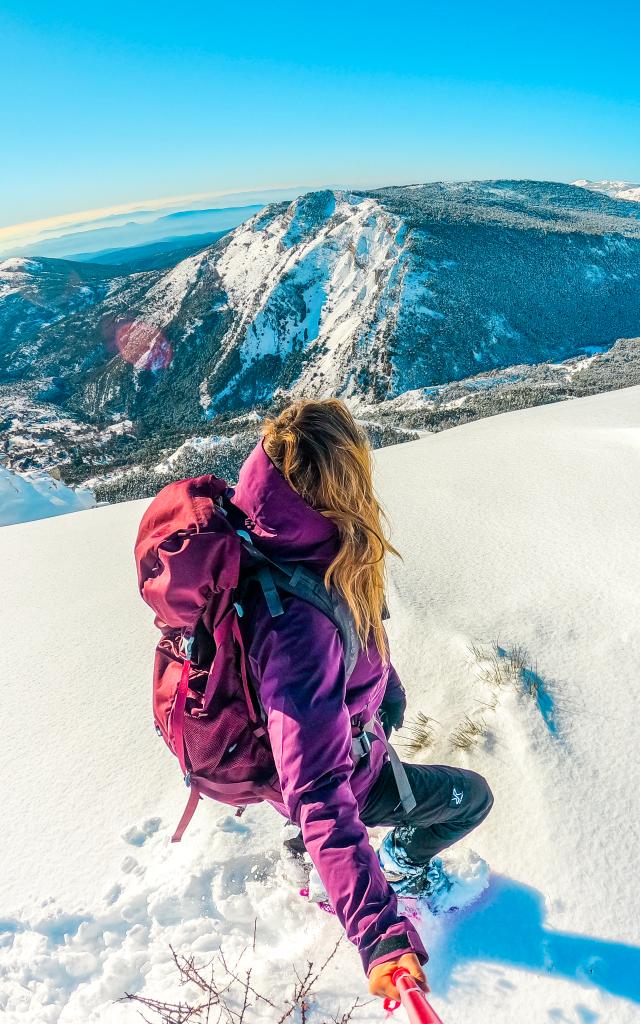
xmin=1 ymin=0 xmax=639 ymax=243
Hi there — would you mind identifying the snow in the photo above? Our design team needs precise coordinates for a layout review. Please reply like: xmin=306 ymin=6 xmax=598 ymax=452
xmin=573 ymin=179 xmax=640 ymax=204
xmin=1 ymin=387 xmax=640 ymax=1022
xmin=0 ymin=463 xmax=95 ymax=527
xmin=0 ymin=258 xmax=42 ymax=298
xmin=152 ymin=433 xmax=241 ymax=474
xmin=134 ymin=251 xmax=207 ymax=327
xmin=103 ymin=420 xmax=134 ymax=437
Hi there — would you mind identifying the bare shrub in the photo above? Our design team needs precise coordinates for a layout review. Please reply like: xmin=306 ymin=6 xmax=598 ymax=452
xmin=120 ymin=936 xmax=371 ymax=1024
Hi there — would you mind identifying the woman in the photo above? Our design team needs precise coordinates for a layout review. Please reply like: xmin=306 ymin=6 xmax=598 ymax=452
xmin=231 ymin=398 xmax=493 ymax=1001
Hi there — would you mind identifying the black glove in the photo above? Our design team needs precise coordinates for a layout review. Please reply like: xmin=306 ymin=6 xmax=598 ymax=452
xmin=379 ymin=693 xmax=406 ymax=739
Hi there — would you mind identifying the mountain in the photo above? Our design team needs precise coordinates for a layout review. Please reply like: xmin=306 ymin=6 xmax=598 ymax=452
xmin=2 ymin=180 xmax=640 ymax=489
xmin=0 ymin=256 xmax=121 ymax=355
xmin=67 ymin=232 xmax=228 ymax=268
xmin=2 ymin=387 xmax=639 ymax=1022
xmin=88 ymin=337 xmax=640 ymax=506
xmin=573 ymin=179 xmax=640 ymax=203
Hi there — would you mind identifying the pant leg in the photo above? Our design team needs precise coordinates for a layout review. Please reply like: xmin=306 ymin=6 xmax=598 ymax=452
xmin=361 ymin=760 xmax=493 ymax=866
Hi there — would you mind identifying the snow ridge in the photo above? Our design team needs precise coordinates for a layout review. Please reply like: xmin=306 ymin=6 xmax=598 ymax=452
xmin=573 ymin=179 xmax=640 ymax=203
xmin=0 ymin=463 xmax=95 ymax=527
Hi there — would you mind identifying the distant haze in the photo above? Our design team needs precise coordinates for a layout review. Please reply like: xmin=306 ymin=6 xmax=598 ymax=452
xmin=0 ymin=187 xmax=309 ymax=261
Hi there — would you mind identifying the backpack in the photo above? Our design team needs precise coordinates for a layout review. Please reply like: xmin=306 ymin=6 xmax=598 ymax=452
xmin=134 ymin=472 xmax=360 ymax=842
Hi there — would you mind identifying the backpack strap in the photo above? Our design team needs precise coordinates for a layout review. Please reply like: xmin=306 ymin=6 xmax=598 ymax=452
xmin=236 ymin=531 xmax=360 ymax=680
xmin=171 ymin=784 xmax=201 ymax=843
xmin=173 ymin=633 xmax=194 ymax=777
xmin=231 ymin=614 xmax=260 ymax=724
xmin=255 ymin=566 xmax=284 ymax=618
xmin=384 ymin=739 xmax=417 ymax=815
xmin=170 ymin=631 xmax=205 ymax=843
xmin=353 ymin=716 xmax=417 ymax=815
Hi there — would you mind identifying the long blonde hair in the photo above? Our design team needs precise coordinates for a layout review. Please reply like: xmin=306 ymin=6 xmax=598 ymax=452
xmin=262 ymin=398 xmax=399 ymax=660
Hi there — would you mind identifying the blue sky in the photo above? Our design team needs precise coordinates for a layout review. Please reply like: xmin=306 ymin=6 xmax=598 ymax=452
xmin=1 ymin=0 xmax=639 ymax=233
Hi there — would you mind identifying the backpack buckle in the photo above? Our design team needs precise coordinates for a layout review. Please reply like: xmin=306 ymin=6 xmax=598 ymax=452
xmin=352 ymin=730 xmax=372 ymax=761
xmin=180 ymin=633 xmax=194 ymax=659
xmin=257 ymin=567 xmax=284 ymax=617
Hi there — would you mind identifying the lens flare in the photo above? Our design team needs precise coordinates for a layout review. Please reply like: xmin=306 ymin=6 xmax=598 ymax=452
xmin=113 ymin=320 xmax=173 ymax=371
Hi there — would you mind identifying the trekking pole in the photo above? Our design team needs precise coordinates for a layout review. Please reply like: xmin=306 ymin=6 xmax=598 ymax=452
xmin=383 ymin=967 xmax=445 ymax=1024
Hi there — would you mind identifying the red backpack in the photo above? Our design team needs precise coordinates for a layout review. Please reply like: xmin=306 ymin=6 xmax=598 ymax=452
xmin=134 ymin=473 xmax=358 ymax=841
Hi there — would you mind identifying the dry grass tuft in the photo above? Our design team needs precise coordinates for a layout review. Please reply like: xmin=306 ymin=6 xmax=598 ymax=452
xmin=468 ymin=640 xmax=529 ymax=689
xmin=400 ymin=712 xmax=439 ymax=757
xmin=468 ymin=638 xmax=559 ymax=737
xmin=449 ymin=714 xmax=487 ymax=751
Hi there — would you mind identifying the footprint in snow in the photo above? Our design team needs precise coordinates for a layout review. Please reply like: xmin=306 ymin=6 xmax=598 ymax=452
xmin=215 ymin=813 xmax=250 ymax=834
xmin=120 ymin=856 xmax=145 ymax=876
xmin=121 ymin=817 xmax=162 ymax=846
xmin=104 ymin=883 xmax=123 ymax=905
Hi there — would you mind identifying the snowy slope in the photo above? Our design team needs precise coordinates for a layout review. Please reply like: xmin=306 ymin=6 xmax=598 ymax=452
xmin=574 ymin=179 xmax=640 ymax=203
xmin=212 ymin=192 xmax=408 ymax=404
xmin=0 ymin=463 xmax=95 ymax=527
xmin=1 ymin=388 xmax=640 ymax=1022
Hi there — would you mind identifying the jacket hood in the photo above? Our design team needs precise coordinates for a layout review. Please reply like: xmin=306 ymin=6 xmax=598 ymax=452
xmin=231 ymin=439 xmax=340 ymax=571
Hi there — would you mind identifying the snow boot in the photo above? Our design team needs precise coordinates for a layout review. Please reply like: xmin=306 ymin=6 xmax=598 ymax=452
xmin=378 ymin=828 xmax=452 ymax=901
xmin=282 ymin=821 xmax=306 ymax=857
xmin=379 ymin=832 xmax=491 ymax=914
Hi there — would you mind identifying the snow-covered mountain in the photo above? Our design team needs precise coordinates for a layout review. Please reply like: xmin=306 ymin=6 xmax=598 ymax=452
xmin=0 ymin=462 xmax=94 ymax=526
xmin=2 ymin=180 xmax=640 ymax=489
xmin=1 ymin=386 xmax=639 ymax=1022
xmin=573 ymin=179 xmax=640 ymax=203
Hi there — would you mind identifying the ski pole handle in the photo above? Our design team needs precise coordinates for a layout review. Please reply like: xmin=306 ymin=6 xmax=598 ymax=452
xmin=390 ymin=967 xmax=445 ymax=1024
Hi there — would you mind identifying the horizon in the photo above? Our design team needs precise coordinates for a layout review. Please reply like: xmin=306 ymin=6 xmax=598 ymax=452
xmin=1 ymin=176 xmax=635 ymax=260
xmin=2 ymin=0 xmax=639 ymax=248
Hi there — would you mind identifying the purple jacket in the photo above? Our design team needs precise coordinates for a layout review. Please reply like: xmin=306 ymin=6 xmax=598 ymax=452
xmin=232 ymin=440 xmax=427 ymax=974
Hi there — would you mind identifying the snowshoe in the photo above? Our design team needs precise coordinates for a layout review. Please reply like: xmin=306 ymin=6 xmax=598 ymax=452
xmin=299 ymin=865 xmax=335 ymax=915
xmin=379 ymin=831 xmax=491 ymax=914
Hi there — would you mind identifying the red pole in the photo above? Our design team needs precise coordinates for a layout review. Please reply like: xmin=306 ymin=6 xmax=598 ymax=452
xmin=391 ymin=968 xmax=445 ymax=1024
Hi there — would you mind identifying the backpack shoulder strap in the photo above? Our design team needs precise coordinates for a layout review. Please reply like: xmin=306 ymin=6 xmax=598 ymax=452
xmin=235 ymin=530 xmax=360 ymax=680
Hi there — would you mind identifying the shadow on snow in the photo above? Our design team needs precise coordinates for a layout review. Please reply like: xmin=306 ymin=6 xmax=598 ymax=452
xmin=423 ymin=874 xmax=640 ymax=1007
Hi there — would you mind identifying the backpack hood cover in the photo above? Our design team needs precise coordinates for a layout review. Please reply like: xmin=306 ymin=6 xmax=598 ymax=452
xmin=135 ymin=439 xmax=340 ymax=629
xmin=134 ymin=473 xmax=241 ymax=631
